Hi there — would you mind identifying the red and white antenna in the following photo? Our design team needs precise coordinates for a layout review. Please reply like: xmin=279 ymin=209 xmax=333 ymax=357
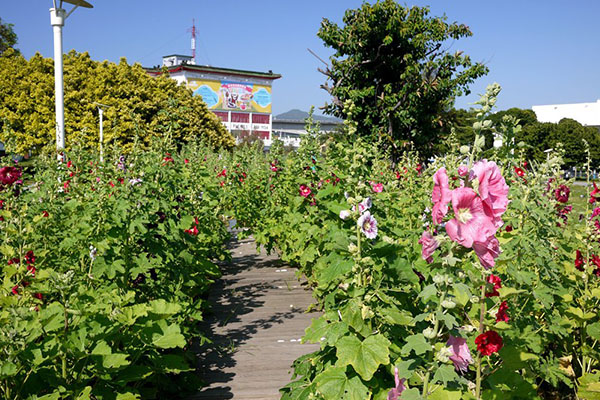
xmin=188 ymin=19 xmax=196 ymax=64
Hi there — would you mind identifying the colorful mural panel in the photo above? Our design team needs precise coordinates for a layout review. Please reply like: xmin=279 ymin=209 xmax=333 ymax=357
xmin=188 ymin=79 xmax=272 ymax=113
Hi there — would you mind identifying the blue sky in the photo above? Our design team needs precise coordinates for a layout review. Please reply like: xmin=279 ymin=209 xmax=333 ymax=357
xmin=3 ymin=1 xmax=600 ymax=116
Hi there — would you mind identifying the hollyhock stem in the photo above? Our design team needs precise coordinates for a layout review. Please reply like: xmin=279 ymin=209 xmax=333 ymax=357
xmin=475 ymin=274 xmax=486 ymax=399
xmin=356 ymin=223 xmax=363 ymax=286
xmin=422 ymin=290 xmax=446 ymax=398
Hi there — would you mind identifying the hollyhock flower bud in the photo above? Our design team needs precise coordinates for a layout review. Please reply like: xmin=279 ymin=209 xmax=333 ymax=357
xmin=387 ymin=367 xmax=406 ymax=400
xmin=447 ymin=335 xmax=473 ymax=373
xmin=423 ymin=327 xmax=436 ymax=339
xmin=475 ymin=331 xmax=503 ymax=355
xmin=418 ymin=231 xmax=439 ymax=263
xmin=358 ymin=197 xmax=372 ymax=213
xmin=339 ymin=210 xmax=351 ymax=220
xmin=458 ymin=165 xmax=468 ymax=176
xmin=441 ymin=299 xmax=456 ymax=309
xmin=575 ymin=250 xmax=585 ymax=271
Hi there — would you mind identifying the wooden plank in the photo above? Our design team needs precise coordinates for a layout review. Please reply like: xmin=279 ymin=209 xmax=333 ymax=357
xmin=193 ymin=235 xmax=321 ymax=400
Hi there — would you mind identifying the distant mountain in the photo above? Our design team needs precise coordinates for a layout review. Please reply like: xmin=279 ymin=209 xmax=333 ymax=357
xmin=274 ymin=109 xmax=342 ymax=122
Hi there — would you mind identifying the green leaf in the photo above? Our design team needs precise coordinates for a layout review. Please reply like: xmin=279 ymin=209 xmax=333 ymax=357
xmin=148 ymin=299 xmax=181 ymax=316
xmin=578 ymin=372 xmax=600 ymax=400
xmin=76 ymin=386 xmax=92 ymax=400
xmin=0 ymin=362 xmax=17 ymax=378
xmin=587 ymin=322 xmax=600 ymax=341
xmin=335 ymin=334 xmax=390 ymax=380
xmin=432 ymin=364 xmax=459 ymax=385
xmin=115 ymin=393 xmax=141 ymax=400
xmin=429 ymin=387 xmax=462 ymax=400
xmin=497 ymin=287 xmax=526 ymax=298
xmin=380 ymin=307 xmax=414 ymax=326
xmin=102 ymin=353 xmax=130 ymax=369
xmin=401 ymin=334 xmax=431 ymax=356
xmin=314 ymin=367 xmax=369 ymax=400
xmin=152 ymin=323 xmax=186 ymax=349
xmin=91 ymin=341 xmax=112 ymax=356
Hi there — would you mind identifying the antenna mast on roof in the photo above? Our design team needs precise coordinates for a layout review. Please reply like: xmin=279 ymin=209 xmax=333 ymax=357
xmin=188 ymin=19 xmax=196 ymax=64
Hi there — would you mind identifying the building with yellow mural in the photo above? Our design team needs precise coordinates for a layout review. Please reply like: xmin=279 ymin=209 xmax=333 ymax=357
xmin=146 ymin=55 xmax=281 ymax=143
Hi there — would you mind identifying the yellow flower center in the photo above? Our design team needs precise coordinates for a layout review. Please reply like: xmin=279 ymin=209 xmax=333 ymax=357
xmin=457 ymin=208 xmax=472 ymax=224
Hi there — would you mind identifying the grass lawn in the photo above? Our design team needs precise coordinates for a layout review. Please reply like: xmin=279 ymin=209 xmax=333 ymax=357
xmin=570 ymin=183 xmax=589 ymax=215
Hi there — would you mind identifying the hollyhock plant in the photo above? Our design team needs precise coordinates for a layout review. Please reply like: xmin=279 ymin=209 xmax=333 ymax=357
xmin=470 ymin=160 xmax=509 ymax=228
xmin=357 ymin=211 xmax=378 ymax=239
xmin=496 ymin=301 xmax=510 ymax=322
xmin=431 ymin=168 xmax=452 ymax=224
xmin=445 ymin=187 xmax=496 ymax=249
xmin=475 ymin=331 xmax=503 ymax=355
xmin=0 ymin=166 xmax=22 ymax=186
xmin=418 ymin=231 xmax=439 ymax=263
xmin=299 ymin=185 xmax=311 ymax=198
xmin=387 ymin=367 xmax=405 ymax=400
xmin=447 ymin=335 xmax=473 ymax=373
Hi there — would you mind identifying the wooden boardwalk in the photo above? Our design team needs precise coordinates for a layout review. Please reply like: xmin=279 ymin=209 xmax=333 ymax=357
xmin=193 ymin=235 xmax=320 ymax=400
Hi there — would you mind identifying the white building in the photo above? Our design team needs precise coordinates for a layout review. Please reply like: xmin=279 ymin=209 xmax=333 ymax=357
xmin=532 ymin=100 xmax=600 ymax=128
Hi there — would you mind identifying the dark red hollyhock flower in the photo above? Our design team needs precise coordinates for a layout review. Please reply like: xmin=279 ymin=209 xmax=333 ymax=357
xmin=575 ymin=250 xmax=586 ymax=271
xmin=185 ymin=225 xmax=199 ymax=236
xmin=33 ymin=293 xmax=43 ymax=300
xmin=0 ymin=199 xmax=3 ymax=208
xmin=217 ymin=169 xmax=227 ymax=177
xmin=27 ymin=265 xmax=36 ymax=277
xmin=42 ymin=211 xmax=49 ymax=217
xmin=109 ymin=181 xmax=115 ymax=188
xmin=7 ymin=257 xmax=19 ymax=265
xmin=514 ymin=167 xmax=525 ymax=177
xmin=505 ymin=225 xmax=513 ymax=232
xmin=25 ymin=250 xmax=35 ymax=265
xmin=590 ymin=255 xmax=600 ymax=276
xmin=0 ymin=166 xmax=22 ymax=185
xmin=67 ymin=160 xmax=73 ymax=168
xmin=11 ymin=285 xmax=19 ymax=295
xmin=496 ymin=301 xmax=510 ymax=323
xmin=591 ymin=182 xmax=600 ymax=204
xmin=522 ymin=161 xmax=528 ymax=169
xmin=416 ymin=164 xmax=423 ymax=175
xmin=162 ymin=153 xmax=174 ymax=164
xmin=117 ymin=177 xmax=124 ymax=184
xmin=485 ymin=274 xmax=502 ymax=297
xmin=184 ymin=159 xmax=189 ymax=164
xmin=475 ymin=331 xmax=503 ymax=355
xmin=554 ymin=185 xmax=570 ymax=203
xmin=299 ymin=184 xmax=311 ymax=198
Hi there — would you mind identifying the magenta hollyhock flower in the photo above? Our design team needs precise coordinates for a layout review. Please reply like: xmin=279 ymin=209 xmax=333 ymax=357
xmin=357 ymin=211 xmax=378 ymax=239
xmin=447 ymin=335 xmax=473 ymax=373
xmin=371 ymin=182 xmax=384 ymax=193
xmin=299 ymin=185 xmax=311 ymax=197
xmin=418 ymin=231 xmax=439 ymax=263
xmin=445 ymin=187 xmax=496 ymax=248
xmin=471 ymin=160 xmax=509 ymax=229
xmin=458 ymin=165 xmax=469 ymax=177
xmin=387 ymin=367 xmax=406 ymax=400
xmin=554 ymin=185 xmax=570 ymax=203
xmin=591 ymin=182 xmax=600 ymax=203
xmin=0 ymin=166 xmax=22 ymax=186
xmin=432 ymin=168 xmax=452 ymax=224
xmin=472 ymin=236 xmax=501 ymax=269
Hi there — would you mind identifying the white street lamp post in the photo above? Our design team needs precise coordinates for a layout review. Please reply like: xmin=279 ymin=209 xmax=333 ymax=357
xmin=49 ymin=0 xmax=93 ymax=160
xmin=94 ymin=102 xmax=110 ymax=163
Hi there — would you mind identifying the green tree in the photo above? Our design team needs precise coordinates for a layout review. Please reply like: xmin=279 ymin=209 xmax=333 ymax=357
xmin=0 ymin=17 xmax=18 ymax=55
xmin=547 ymin=118 xmax=600 ymax=167
xmin=0 ymin=49 xmax=234 ymax=154
xmin=317 ymin=0 xmax=488 ymax=159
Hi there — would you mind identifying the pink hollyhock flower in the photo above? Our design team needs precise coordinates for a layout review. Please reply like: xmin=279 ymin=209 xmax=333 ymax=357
xmin=591 ymin=208 xmax=600 ymax=218
xmin=184 ymin=159 xmax=189 ymax=164
xmin=299 ymin=185 xmax=311 ymax=197
xmin=432 ymin=168 xmax=452 ymax=224
xmin=458 ymin=165 xmax=469 ymax=177
xmin=445 ymin=187 xmax=496 ymax=248
xmin=471 ymin=160 xmax=509 ymax=229
xmin=418 ymin=231 xmax=439 ymax=263
xmin=339 ymin=210 xmax=351 ymax=220
xmin=357 ymin=211 xmax=378 ymax=239
xmin=371 ymin=182 xmax=384 ymax=193
xmin=353 ymin=197 xmax=372 ymax=214
xmin=473 ymin=236 xmax=500 ymax=269
xmin=496 ymin=301 xmax=510 ymax=322
xmin=447 ymin=335 xmax=473 ymax=373
xmin=387 ymin=367 xmax=406 ymax=400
